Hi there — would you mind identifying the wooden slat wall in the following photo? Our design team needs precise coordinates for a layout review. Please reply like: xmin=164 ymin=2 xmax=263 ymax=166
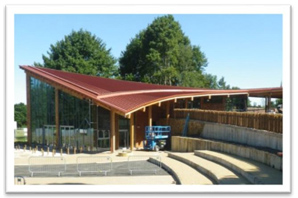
xmin=173 ymin=109 xmax=283 ymax=133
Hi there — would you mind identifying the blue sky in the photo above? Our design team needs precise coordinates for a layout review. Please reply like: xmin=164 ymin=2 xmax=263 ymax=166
xmin=14 ymin=14 xmax=282 ymax=105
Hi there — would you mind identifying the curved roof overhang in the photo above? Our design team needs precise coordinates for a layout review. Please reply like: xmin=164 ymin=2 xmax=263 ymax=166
xmin=20 ymin=66 xmax=282 ymax=117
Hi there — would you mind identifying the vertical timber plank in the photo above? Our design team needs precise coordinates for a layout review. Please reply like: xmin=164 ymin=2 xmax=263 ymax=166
xmin=110 ymin=110 xmax=116 ymax=153
xmin=55 ymin=88 xmax=60 ymax=149
xmin=166 ymin=101 xmax=170 ymax=125
xmin=26 ymin=74 xmax=32 ymax=146
xmin=148 ymin=106 xmax=152 ymax=127
xmin=130 ymin=113 xmax=135 ymax=151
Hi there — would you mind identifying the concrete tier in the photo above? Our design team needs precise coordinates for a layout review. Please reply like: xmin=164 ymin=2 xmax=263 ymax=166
xmin=168 ymin=152 xmax=250 ymax=184
xmin=195 ymin=150 xmax=282 ymax=184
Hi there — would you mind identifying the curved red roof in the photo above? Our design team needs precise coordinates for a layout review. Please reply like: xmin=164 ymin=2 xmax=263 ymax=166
xmin=20 ymin=66 xmax=282 ymax=116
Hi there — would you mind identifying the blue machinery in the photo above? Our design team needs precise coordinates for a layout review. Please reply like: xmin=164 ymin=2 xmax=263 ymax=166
xmin=143 ymin=126 xmax=171 ymax=151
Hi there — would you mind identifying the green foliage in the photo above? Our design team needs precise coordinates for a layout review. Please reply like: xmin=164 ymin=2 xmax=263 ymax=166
xmin=275 ymin=98 xmax=283 ymax=107
xmin=34 ymin=29 xmax=117 ymax=78
xmin=119 ymin=15 xmax=208 ymax=86
xmin=203 ymin=74 xmax=218 ymax=89
xmin=14 ymin=103 xmax=27 ymax=128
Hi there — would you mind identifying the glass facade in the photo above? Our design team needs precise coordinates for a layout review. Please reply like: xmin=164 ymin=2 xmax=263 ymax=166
xmin=30 ymin=77 xmax=55 ymax=146
xmin=59 ymin=91 xmax=94 ymax=149
xmin=29 ymin=77 xmax=95 ymax=149
xmin=97 ymin=107 xmax=110 ymax=149
xmin=29 ymin=77 xmax=132 ymax=151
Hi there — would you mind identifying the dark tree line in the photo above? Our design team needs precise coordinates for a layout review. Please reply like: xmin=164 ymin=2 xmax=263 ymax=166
xmin=14 ymin=103 xmax=27 ymax=128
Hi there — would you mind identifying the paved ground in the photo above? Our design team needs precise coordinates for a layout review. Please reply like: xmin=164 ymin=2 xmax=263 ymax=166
xmin=14 ymin=149 xmax=176 ymax=185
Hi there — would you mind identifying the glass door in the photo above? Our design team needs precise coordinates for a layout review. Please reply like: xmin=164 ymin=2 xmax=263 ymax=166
xmin=98 ymin=129 xmax=110 ymax=149
xmin=118 ymin=116 xmax=130 ymax=149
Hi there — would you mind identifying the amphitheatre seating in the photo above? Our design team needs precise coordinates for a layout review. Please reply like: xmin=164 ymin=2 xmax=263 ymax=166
xmin=168 ymin=152 xmax=250 ymax=184
xmin=150 ymin=154 xmax=213 ymax=185
xmin=194 ymin=150 xmax=282 ymax=184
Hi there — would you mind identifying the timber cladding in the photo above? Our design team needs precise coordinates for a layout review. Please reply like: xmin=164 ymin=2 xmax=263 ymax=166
xmin=159 ymin=118 xmax=205 ymax=136
xmin=173 ymin=109 xmax=282 ymax=133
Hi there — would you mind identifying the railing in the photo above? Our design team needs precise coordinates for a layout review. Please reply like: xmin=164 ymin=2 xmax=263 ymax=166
xmin=76 ymin=156 xmax=112 ymax=176
xmin=127 ymin=155 xmax=162 ymax=175
xmin=28 ymin=156 xmax=66 ymax=177
xmin=22 ymin=154 xmax=163 ymax=178
xmin=174 ymin=109 xmax=282 ymax=133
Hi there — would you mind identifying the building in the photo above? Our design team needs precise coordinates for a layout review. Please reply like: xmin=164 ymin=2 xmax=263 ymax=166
xmin=20 ymin=66 xmax=282 ymax=152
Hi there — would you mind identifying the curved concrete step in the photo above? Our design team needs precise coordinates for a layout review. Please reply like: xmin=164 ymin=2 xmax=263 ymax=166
xmin=168 ymin=152 xmax=250 ymax=185
xmin=149 ymin=155 xmax=213 ymax=185
xmin=195 ymin=150 xmax=282 ymax=184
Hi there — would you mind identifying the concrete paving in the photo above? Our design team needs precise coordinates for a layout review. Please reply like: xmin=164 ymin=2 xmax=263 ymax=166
xmin=168 ymin=152 xmax=250 ymax=184
xmin=14 ymin=149 xmax=176 ymax=185
xmin=195 ymin=150 xmax=283 ymax=184
xmin=19 ymin=176 xmax=175 ymax=185
xmin=14 ymin=148 xmax=283 ymax=185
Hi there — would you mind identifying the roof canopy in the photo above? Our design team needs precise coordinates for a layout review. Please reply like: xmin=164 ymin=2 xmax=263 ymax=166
xmin=20 ymin=66 xmax=282 ymax=116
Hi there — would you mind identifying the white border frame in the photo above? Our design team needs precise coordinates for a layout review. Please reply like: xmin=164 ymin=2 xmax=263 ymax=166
xmin=6 ymin=4 xmax=291 ymax=193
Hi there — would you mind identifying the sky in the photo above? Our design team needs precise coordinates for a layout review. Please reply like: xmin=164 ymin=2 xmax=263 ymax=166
xmin=14 ymin=14 xmax=283 ymax=106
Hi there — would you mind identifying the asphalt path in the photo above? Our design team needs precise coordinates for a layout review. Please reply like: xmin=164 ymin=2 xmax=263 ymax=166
xmin=15 ymin=160 xmax=170 ymax=177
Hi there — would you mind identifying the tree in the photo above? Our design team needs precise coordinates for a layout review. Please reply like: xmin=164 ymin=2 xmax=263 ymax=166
xmin=203 ymin=74 xmax=218 ymax=89
xmin=218 ymin=77 xmax=229 ymax=89
xmin=14 ymin=103 xmax=27 ymax=128
xmin=34 ymin=29 xmax=117 ymax=77
xmin=119 ymin=15 xmax=208 ymax=86
xmin=275 ymin=98 xmax=283 ymax=107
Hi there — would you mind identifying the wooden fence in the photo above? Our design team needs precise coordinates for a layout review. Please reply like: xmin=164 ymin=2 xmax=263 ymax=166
xmin=173 ymin=109 xmax=283 ymax=133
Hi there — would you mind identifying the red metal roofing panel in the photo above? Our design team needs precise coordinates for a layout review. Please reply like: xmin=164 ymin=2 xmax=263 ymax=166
xmin=20 ymin=65 xmax=282 ymax=115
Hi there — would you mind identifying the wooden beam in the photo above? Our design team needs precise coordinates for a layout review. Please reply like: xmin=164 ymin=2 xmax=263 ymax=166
xmin=129 ymin=113 xmax=135 ymax=151
xmin=110 ymin=110 xmax=116 ymax=153
xmin=26 ymin=74 xmax=32 ymax=146
xmin=185 ymin=99 xmax=188 ymax=109
xmin=55 ymin=88 xmax=60 ymax=149
xmin=148 ymin=106 xmax=152 ymax=127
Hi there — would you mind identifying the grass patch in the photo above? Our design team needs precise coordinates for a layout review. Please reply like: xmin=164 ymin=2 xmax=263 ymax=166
xmin=14 ymin=129 xmax=27 ymax=143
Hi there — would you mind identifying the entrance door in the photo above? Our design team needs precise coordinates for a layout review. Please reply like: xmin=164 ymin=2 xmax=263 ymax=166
xmin=118 ymin=116 xmax=130 ymax=149
xmin=98 ymin=130 xmax=110 ymax=150
xmin=119 ymin=129 xmax=129 ymax=149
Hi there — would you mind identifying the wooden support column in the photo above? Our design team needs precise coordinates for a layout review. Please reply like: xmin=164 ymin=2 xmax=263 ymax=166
xmin=129 ymin=113 xmax=135 ymax=151
xmin=26 ymin=74 xmax=32 ymax=146
xmin=166 ymin=101 xmax=170 ymax=125
xmin=185 ymin=99 xmax=188 ymax=109
xmin=148 ymin=106 xmax=152 ymax=127
xmin=268 ymin=94 xmax=272 ymax=111
xmin=93 ymin=105 xmax=98 ymax=148
xmin=115 ymin=115 xmax=119 ymax=150
xmin=55 ymin=88 xmax=60 ymax=149
xmin=110 ymin=110 xmax=116 ymax=153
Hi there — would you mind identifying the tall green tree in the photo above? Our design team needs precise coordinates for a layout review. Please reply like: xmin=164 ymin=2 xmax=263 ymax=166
xmin=203 ymin=74 xmax=218 ymax=89
xmin=14 ymin=103 xmax=27 ymax=128
xmin=119 ymin=15 xmax=208 ymax=86
xmin=34 ymin=29 xmax=117 ymax=77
